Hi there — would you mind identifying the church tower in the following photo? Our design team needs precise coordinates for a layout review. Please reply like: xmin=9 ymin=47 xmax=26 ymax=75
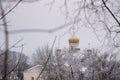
xmin=68 ymin=31 xmax=80 ymax=53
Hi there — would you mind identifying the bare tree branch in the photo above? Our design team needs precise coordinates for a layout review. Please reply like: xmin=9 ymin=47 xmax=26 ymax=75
xmin=0 ymin=0 xmax=9 ymax=80
xmin=36 ymin=36 xmax=57 ymax=80
xmin=9 ymin=19 xmax=81 ymax=34
xmin=0 ymin=0 xmax=22 ymax=20
xmin=102 ymin=0 xmax=120 ymax=27
xmin=6 ymin=44 xmax=23 ymax=76
xmin=0 ymin=38 xmax=23 ymax=58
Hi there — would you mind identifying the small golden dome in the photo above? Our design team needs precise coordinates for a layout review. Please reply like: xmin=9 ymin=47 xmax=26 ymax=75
xmin=75 ymin=48 xmax=80 ymax=51
xmin=56 ymin=49 xmax=61 ymax=52
xmin=87 ymin=48 xmax=92 ymax=52
xmin=69 ymin=37 xmax=79 ymax=43
xmin=69 ymin=31 xmax=79 ymax=43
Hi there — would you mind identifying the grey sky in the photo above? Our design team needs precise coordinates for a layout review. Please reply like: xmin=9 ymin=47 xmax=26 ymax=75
xmin=0 ymin=1 xmax=101 ymax=57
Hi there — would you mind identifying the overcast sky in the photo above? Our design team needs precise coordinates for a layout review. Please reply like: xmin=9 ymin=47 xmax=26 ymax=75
xmin=0 ymin=1 xmax=101 ymax=57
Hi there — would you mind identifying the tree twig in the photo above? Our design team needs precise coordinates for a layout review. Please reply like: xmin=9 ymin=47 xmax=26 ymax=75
xmin=0 ymin=0 xmax=9 ymax=80
xmin=36 ymin=36 xmax=57 ymax=80
xmin=102 ymin=0 xmax=120 ymax=27
xmin=0 ymin=0 xmax=22 ymax=20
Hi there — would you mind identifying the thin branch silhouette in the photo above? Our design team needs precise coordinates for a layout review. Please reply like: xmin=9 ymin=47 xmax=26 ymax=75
xmin=9 ymin=19 xmax=81 ymax=34
xmin=0 ymin=0 xmax=22 ymax=20
xmin=36 ymin=36 xmax=57 ymax=80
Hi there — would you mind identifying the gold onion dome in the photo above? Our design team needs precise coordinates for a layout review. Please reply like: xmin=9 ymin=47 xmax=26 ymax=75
xmin=75 ymin=48 xmax=80 ymax=51
xmin=87 ymin=48 xmax=92 ymax=52
xmin=56 ymin=49 xmax=61 ymax=52
xmin=69 ymin=32 xmax=79 ymax=43
xmin=87 ymin=43 xmax=92 ymax=53
xmin=69 ymin=37 xmax=79 ymax=43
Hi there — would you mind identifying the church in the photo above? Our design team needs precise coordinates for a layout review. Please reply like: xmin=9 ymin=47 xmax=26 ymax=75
xmin=23 ymin=30 xmax=93 ymax=80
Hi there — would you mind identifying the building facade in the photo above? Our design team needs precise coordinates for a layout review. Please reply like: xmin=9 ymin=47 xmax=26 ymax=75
xmin=23 ymin=65 xmax=43 ymax=80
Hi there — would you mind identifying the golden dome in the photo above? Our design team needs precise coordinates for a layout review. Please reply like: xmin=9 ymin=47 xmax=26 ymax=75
xmin=87 ymin=48 xmax=92 ymax=52
xmin=75 ymin=48 xmax=80 ymax=51
xmin=69 ymin=31 xmax=79 ymax=43
xmin=69 ymin=37 xmax=79 ymax=43
xmin=56 ymin=49 xmax=61 ymax=52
